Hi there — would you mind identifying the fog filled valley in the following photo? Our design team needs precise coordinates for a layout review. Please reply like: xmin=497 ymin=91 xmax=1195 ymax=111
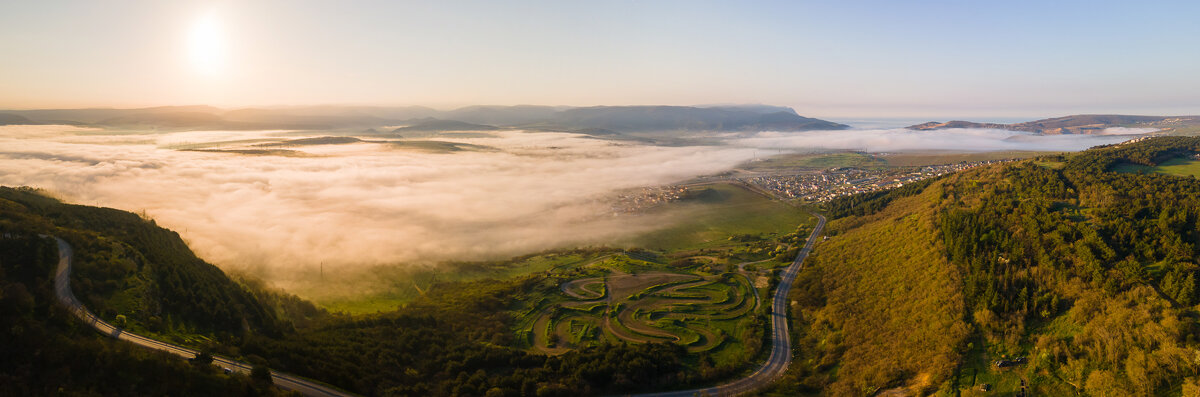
xmin=0 ymin=124 xmax=1144 ymax=299
xmin=0 ymin=118 xmax=1190 ymax=396
xmin=8 ymin=2 xmax=1200 ymax=396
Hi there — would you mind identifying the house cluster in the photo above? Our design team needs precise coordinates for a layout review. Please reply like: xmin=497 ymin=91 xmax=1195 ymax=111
xmin=610 ymin=185 xmax=687 ymax=214
xmin=742 ymin=160 xmax=1011 ymax=202
xmin=1117 ymin=135 xmax=1156 ymax=146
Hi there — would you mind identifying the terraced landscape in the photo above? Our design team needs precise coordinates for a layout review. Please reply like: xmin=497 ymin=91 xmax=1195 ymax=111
xmin=521 ymin=271 xmax=762 ymax=357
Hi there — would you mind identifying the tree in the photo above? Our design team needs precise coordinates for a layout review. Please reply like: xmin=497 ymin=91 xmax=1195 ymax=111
xmin=251 ymin=365 xmax=272 ymax=384
xmin=1085 ymin=370 xmax=1130 ymax=397
xmin=192 ymin=351 xmax=213 ymax=366
xmin=1178 ymin=274 xmax=1196 ymax=305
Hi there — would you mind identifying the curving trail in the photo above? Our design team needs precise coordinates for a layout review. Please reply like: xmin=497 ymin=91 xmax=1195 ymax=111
xmin=539 ymin=271 xmax=763 ymax=352
xmin=629 ymin=212 xmax=827 ymax=397
xmin=51 ymin=237 xmax=355 ymax=397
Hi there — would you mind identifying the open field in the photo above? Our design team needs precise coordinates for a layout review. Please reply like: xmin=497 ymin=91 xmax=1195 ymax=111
xmin=1113 ymin=156 xmax=1200 ymax=177
xmin=879 ymin=150 xmax=1059 ymax=167
xmin=627 ymin=182 xmax=811 ymax=251
xmin=293 ymin=251 xmax=611 ymax=314
xmin=744 ymin=151 xmax=886 ymax=171
xmin=742 ymin=150 xmax=1057 ymax=172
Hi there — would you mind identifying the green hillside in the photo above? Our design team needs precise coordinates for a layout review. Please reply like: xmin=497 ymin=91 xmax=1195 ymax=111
xmin=0 ymin=187 xmax=287 ymax=342
xmin=0 ymin=217 xmax=288 ymax=395
xmin=775 ymin=136 xmax=1200 ymax=395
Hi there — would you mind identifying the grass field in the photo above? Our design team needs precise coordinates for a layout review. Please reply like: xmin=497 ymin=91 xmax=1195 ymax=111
xmin=743 ymin=150 xmax=1056 ymax=172
xmin=292 ymin=251 xmax=609 ymax=314
xmin=627 ymin=182 xmax=812 ymax=251
xmin=879 ymin=150 xmax=1057 ymax=167
xmin=745 ymin=152 xmax=886 ymax=171
xmin=1113 ymin=156 xmax=1200 ymax=177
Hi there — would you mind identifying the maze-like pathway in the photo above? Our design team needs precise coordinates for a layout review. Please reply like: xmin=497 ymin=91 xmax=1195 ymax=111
xmin=531 ymin=272 xmax=759 ymax=354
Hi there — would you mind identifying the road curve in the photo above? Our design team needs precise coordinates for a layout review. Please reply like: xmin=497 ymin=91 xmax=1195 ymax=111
xmin=51 ymin=237 xmax=354 ymax=397
xmin=629 ymin=212 xmax=827 ymax=397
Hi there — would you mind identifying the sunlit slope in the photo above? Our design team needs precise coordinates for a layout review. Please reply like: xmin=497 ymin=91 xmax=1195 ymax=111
xmin=785 ymin=178 xmax=968 ymax=395
xmin=777 ymin=136 xmax=1200 ymax=396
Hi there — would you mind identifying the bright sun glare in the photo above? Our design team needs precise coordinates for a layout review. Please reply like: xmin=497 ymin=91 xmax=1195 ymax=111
xmin=187 ymin=12 xmax=226 ymax=76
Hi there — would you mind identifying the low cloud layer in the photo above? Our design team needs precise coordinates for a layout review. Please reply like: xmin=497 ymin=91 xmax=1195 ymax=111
xmin=0 ymin=125 xmax=1142 ymax=287
xmin=0 ymin=126 xmax=756 ymax=282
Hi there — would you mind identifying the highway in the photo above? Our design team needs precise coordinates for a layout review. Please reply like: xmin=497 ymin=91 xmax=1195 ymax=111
xmin=630 ymin=212 xmax=827 ymax=397
xmin=51 ymin=237 xmax=354 ymax=397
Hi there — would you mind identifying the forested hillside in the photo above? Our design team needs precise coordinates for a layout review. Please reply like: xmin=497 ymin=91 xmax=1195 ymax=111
xmin=0 ymin=187 xmax=284 ymax=342
xmin=0 ymin=225 xmax=287 ymax=395
xmin=777 ymin=137 xmax=1200 ymax=395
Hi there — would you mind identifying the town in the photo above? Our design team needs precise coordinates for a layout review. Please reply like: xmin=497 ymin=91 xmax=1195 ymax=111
xmin=608 ymin=158 xmax=1017 ymax=215
xmin=740 ymin=159 xmax=1012 ymax=202
xmin=609 ymin=185 xmax=688 ymax=214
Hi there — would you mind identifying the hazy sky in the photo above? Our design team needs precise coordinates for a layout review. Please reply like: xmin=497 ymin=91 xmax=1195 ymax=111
xmin=2 ymin=0 xmax=1199 ymax=118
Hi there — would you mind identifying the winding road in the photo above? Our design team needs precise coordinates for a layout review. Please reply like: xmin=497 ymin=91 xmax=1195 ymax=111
xmin=51 ymin=237 xmax=354 ymax=397
xmin=630 ymin=212 xmax=827 ymax=397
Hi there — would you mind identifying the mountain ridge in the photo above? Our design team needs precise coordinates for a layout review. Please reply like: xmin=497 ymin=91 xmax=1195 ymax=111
xmin=907 ymin=114 xmax=1200 ymax=134
xmin=0 ymin=104 xmax=848 ymax=135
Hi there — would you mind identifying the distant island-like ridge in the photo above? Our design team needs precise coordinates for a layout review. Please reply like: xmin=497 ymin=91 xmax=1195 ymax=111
xmin=908 ymin=114 xmax=1200 ymax=134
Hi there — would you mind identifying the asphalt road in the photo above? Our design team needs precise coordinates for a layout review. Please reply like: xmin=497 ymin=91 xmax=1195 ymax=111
xmin=51 ymin=237 xmax=353 ymax=397
xmin=630 ymin=212 xmax=827 ymax=397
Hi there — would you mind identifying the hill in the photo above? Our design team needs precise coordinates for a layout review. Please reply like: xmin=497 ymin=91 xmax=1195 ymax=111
xmin=0 ymin=187 xmax=286 ymax=340
xmin=391 ymin=118 xmax=500 ymax=133
xmin=552 ymin=106 xmax=847 ymax=133
xmin=2 ymin=104 xmax=846 ymax=135
xmin=256 ymin=136 xmax=363 ymax=147
xmin=0 ymin=113 xmax=37 ymax=125
xmin=774 ymin=136 xmax=1200 ymax=395
xmin=0 ymin=198 xmax=293 ymax=395
xmin=908 ymin=114 xmax=1200 ymax=134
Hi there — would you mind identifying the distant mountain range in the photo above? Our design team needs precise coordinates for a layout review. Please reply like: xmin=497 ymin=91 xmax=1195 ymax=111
xmin=0 ymin=104 xmax=848 ymax=136
xmin=908 ymin=114 xmax=1200 ymax=134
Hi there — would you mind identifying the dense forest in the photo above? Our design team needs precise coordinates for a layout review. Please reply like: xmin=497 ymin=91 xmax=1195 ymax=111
xmin=0 ymin=187 xmax=285 ymax=342
xmin=0 ymin=229 xmax=287 ymax=395
xmin=778 ymin=136 xmax=1200 ymax=395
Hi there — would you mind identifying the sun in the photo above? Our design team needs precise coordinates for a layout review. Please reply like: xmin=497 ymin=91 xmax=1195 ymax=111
xmin=187 ymin=11 xmax=227 ymax=76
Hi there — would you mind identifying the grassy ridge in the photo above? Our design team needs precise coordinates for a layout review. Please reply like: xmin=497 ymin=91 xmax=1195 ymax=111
xmin=785 ymin=184 xmax=968 ymax=395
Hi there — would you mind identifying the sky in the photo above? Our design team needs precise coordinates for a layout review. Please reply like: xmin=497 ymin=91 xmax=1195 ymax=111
xmin=2 ymin=0 xmax=1199 ymax=118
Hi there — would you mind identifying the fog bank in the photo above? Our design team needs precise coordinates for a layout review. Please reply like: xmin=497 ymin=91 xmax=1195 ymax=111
xmin=0 ymin=125 xmax=1143 ymax=286
xmin=0 ymin=126 xmax=755 ymax=279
